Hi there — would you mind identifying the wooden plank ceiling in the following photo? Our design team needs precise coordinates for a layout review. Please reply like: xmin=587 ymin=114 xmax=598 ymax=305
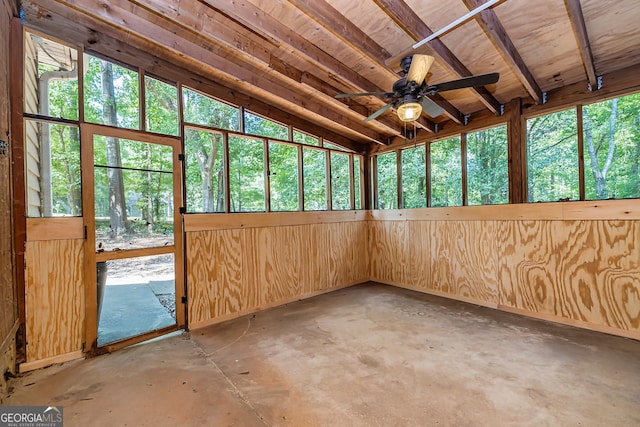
xmin=22 ymin=0 xmax=640 ymax=150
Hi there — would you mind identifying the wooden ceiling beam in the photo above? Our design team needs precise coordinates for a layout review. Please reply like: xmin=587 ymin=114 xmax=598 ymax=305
xmin=21 ymin=0 xmax=369 ymax=152
xmin=463 ymin=0 xmax=544 ymax=104
xmin=287 ymin=0 xmax=450 ymax=127
xmin=287 ymin=0 xmax=392 ymax=62
xmin=195 ymin=0 xmax=418 ymax=136
xmin=36 ymin=0 xmax=389 ymax=144
xmin=133 ymin=0 xmax=404 ymax=136
xmin=564 ymin=0 xmax=599 ymax=89
xmin=376 ymin=0 xmax=503 ymax=115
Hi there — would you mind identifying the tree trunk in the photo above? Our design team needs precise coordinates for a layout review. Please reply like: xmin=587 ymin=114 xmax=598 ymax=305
xmin=101 ymin=60 xmax=129 ymax=235
xmin=195 ymin=133 xmax=219 ymax=211
xmin=584 ymin=99 xmax=618 ymax=200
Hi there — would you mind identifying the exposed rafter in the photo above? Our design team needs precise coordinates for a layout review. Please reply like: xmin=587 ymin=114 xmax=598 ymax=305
xmin=288 ymin=0 xmax=462 ymax=125
xmin=377 ymin=0 xmax=503 ymax=115
xmin=196 ymin=0 xmax=412 ymax=134
xmin=463 ymin=0 xmax=544 ymax=104
xmin=36 ymin=0 xmax=393 ymax=144
xmin=22 ymin=0 xmax=371 ymax=151
xmin=564 ymin=0 xmax=599 ymax=89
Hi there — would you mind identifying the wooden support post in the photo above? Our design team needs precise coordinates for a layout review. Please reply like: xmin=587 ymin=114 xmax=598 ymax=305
xmin=507 ymin=98 xmax=526 ymax=203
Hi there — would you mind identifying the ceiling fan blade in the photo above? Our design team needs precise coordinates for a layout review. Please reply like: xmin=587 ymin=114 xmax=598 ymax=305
xmin=406 ymin=54 xmax=435 ymax=85
xmin=364 ymin=103 xmax=393 ymax=122
xmin=430 ymin=72 xmax=499 ymax=93
xmin=419 ymin=97 xmax=445 ymax=118
xmin=335 ymin=91 xmax=391 ymax=99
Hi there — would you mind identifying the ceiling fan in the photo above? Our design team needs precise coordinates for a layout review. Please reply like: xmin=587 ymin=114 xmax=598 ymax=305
xmin=335 ymin=55 xmax=499 ymax=122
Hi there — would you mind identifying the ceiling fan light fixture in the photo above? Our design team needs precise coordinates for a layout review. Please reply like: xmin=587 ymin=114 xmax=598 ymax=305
xmin=397 ymin=99 xmax=422 ymax=122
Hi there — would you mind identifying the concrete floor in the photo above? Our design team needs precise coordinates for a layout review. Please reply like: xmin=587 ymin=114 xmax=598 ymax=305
xmin=6 ymin=283 xmax=640 ymax=426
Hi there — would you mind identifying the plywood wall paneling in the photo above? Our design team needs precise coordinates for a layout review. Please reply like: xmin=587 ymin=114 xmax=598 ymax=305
xmin=431 ymin=221 xmax=499 ymax=305
xmin=369 ymin=220 xmax=410 ymax=285
xmin=302 ymin=224 xmax=330 ymax=294
xmin=187 ymin=229 xmax=243 ymax=324
xmin=25 ymin=239 xmax=84 ymax=362
xmin=327 ymin=221 xmax=369 ymax=287
xmin=497 ymin=220 xmax=563 ymax=313
xmin=559 ymin=220 xmax=640 ymax=331
xmin=408 ymin=221 xmax=431 ymax=288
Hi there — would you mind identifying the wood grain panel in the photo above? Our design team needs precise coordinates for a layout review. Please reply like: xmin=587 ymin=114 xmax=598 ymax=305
xmin=559 ymin=220 xmax=640 ymax=330
xmin=408 ymin=221 xmax=431 ymax=288
xmin=497 ymin=221 xmax=564 ymax=313
xmin=498 ymin=220 xmax=640 ymax=332
xmin=186 ymin=229 xmax=243 ymax=324
xmin=369 ymin=220 xmax=410 ymax=285
xmin=187 ymin=221 xmax=369 ymax=327
xmin=25 ymin=239 xmax=84 ymax=362
xmin=431 ymin=221 xmax=499 ymax=304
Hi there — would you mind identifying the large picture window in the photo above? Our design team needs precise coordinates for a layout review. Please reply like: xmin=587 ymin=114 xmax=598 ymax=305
xmin=229 ymin=136 xmax=265 ymax=212
xmin=303 ymin=148 xmax=328 ymax=210
xmin=467 ymin=125 xmax=509 ymax=205
xmin=269 ymin=142 xmax=299 ymax=211
xmin=84 ymin=54 xmax=140 ymax=130
xmin=401 ymin=145 xmax=426 ymax=208
xmin=184 ymin=128 xmax=225 ymax=213
xmin=430 ymin=137 xmax=462 ymax=207
xmin=583 ymin=94 xmax=640 ymax=200
xmin=376 ymin=151 xmax=398 ymax=209
xmin=526 ymin=109 xmax=579 ymax=202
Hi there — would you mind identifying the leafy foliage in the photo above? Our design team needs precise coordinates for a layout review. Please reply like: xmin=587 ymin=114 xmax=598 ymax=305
xmin=331 ymin=152 xmax=351 ymax=210
xmin=526 ymin=109 xmax=579 ymax=202
xmin=269 ymin=142 xmax=299 ymax=211
xmin=145 ymin=76 xmax=179 ymax=136
xmin=303 ymin=148 xmax=328 ymax=210
xmin=377 ymin=151 xmax=398 ymax=209
xmin=467 ymin=125 xmax=509 ymax=205
xmin=430 ymin=137 xmax=462 ymax=207
xmin=229 ymin=136 xmax=266 ymax=212
xmin=401 ymin=145 xmax=426 ymax=208
xmin=84 ymin=54 xmax=139 ymax=129
xmin=583 ymin=94 xmax=640 ymax=199
xmin=245 ymin=112 xmax=288 ymax=140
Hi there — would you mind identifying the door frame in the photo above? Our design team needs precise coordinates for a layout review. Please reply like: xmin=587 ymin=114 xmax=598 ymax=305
xmin=81 ymin=123 xmax=185 ymax=355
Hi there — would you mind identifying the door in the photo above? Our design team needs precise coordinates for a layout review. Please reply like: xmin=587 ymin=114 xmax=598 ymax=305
xmin=82 ymin=125 xmax=184 ymax=353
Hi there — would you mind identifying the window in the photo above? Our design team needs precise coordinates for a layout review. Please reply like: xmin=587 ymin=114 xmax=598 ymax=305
xmin=245 ymin=111 xmax=288 ymax=140
xmin=293 ymin=129 xmax=319 ymax=146
xmin=376 ymin=152 xmax=398 ymax=209
xmin=526 ymin=109 xmax=579 ymax=202
xmin=145 ymin=76 xmax=179 ymax=136
xmin=182 ymin=87 xmax=240 ymax=131
xmin=24 ymin=32 xmax=78 ymax=120
xmin=401 ymin=145 xmax=426 ymax=208
xmin=353 ymin=156 xmax=362 ymax=210
xmin=583 ymin=94 xmax=640 ymax=200
xmin=184 ymin=128 xmax=225 ymax=213
xmin=303 ymin=148 xmax=327 ymax=210
xmin=430 ymin=137 xmax=462 ymax=207
xmin=228 ymin=136 xmax=265 ymax=212
xmin=269 ymin=142 xmax=299 ymax=211
xmin=84 ymin=54 xmax=140 ymax=129
xmin=324 ymin=141 xmax=349 ymax=152
xmin=331 ymin=152 xmax=351 ymax=210
xmin=467 ymin=125 xmax=509 ymax=205
xmin=25 ymin=120 xmax=81 ymax=217
xmin=93 ymin=136 xmax=173 ymax=248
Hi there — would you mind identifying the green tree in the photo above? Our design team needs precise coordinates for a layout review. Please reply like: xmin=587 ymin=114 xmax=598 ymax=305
xmin=376 ymin=152 xmax=397 ymax=209
xmin=467 ymin=125 xmax=509 ymax=205
xmin=401 ymin=145 xmax=426 ymax=208
xmin=430 ymin=137 xmax=462 ymax=207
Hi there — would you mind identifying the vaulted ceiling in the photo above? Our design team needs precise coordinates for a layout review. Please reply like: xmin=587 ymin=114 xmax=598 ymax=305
xmin=22 ymin=0 xmax=640 ymax=151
